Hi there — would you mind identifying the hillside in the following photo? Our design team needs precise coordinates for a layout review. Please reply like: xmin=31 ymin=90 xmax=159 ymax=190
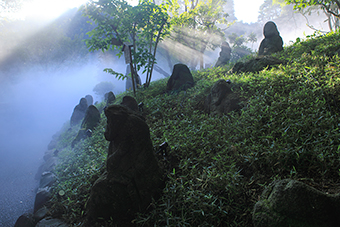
xmin=48 ymin=30 xmax=340 ymax=226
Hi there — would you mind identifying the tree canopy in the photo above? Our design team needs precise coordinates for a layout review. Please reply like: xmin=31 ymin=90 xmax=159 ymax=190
xmin=168 ymin=0 xmax=229 ymax=69
xmin=285 ymin=0 xmax=340 ymax=30
xmin=83 ymin=0 xmax=171 ymax=87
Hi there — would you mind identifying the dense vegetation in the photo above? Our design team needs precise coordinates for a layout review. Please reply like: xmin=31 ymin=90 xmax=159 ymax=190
xmin=49 ymin=30 xmax=340 ymax=226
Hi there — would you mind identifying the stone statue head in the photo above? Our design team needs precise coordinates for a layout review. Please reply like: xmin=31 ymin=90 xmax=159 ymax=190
xmin=79 ymin=98 xmax=88 ymax=108
xmin=263 ymin=21 xmax=280 ymax=38
xmin=104 ymin=105 xmax=129 ymax=141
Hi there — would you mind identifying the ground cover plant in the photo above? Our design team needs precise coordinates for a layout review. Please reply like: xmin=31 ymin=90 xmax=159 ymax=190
xmin=49 ymin=30 xmax=340 ymax=226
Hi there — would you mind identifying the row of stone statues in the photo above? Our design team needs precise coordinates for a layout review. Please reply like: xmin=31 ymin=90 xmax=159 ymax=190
xmin=215 ymin=21 xmax=283 ymax=68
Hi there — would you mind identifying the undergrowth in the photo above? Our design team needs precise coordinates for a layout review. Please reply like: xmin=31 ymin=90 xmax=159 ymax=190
xmin=50 ymin=30 xmax=340 ymax=226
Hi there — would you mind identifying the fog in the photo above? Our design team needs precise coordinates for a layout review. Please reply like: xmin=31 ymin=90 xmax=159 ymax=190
xmin=0 ymin=52 xmax=131 ymax=225
xmin=0 ymin=2 xmax=334 ymax=226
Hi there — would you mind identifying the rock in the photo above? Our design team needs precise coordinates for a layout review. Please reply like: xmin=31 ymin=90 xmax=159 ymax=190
xmin=47 ymin=139 xmax=57 ymax=150
xmin=81 ymin=105 xmax=101 ymax=131
xmin=204 ymin=79 xmax=241 ymax=116
xmin=70 ymin=98 xmax=88 ymax=127
xmin=33 ymin=206 xmax=49 ymax=222
xmin=104 ymin=91 xmax=116 ymax=105
xmin=35 ymin=157 xmax=57 ymax=180
xmin=35 ymin=217 xmax=69 ymax=227
xmin=215 ymin=41 xmax=232 ymax=67
xmin=85 ymin=94 xmax=94 ymax=106
xmin=166 ymin=64 xmax=194 ymax=91
xmin=86 ymin=105 xmax=163 ymax=225
xmin=39 ymin=171 xmax=56 ymax=188
xmin=258 ymin=21 xmax=283 ymax=57
xmin=121 ymin=95 xmax=139 ymax=112
xmin=34 ymin=187 xmax=52 ymax=213
xmin=229 ymin=56 xmax=284 ymax=74
xmin=43 ymin=150 xmax=55 ymax=162
xmin=14 ymin=213 xmax=35 ymax=227
xmin=253 ymin=179 xmax=340 ymax=227
xmin=72 ymin=105 xmax=100 ymax=147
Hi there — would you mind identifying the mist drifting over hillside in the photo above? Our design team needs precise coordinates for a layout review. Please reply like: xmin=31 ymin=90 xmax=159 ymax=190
xmin=0 ymin=0 xmax=335 ymax=225
xmin=0 ymin=13 xmax=128 ymax=223
xmin=0 ymin=55 xmax=132 ymax=226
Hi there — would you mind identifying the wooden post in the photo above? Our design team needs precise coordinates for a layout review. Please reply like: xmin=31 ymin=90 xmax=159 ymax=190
xmin=128 ymin=45 xmax=136 ymax=97
xmin=123 ymin=43 xmax=136 ymax=96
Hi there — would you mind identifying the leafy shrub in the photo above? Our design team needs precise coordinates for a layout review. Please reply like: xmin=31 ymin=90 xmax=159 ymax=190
xmin=50 ymin=31 xmax=340 ymax=226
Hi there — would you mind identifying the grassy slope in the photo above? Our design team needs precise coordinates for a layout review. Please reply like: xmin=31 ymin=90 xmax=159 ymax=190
xmin=50 ymin=30 xmax=340 ymax=226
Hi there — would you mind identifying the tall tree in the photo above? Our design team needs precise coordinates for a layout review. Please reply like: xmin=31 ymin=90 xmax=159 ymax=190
xmin=285 ymin=0 xmax=340 ymax=31
xmin=168 ymin=0 xmax=229 ymax=69
xmin=83 ymin=0 xmax=170 ymax=88
xmin=248 ymin=32 xmax=257 ymax=49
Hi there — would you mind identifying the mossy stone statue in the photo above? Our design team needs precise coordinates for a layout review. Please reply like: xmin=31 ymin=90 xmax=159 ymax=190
xmin=253 ymin=179 xmax=340 ymax=227
xmin=86 ymin=105 xmax=163 ymax=225
xmin=166 ymin=63 xmax=194 ymax=91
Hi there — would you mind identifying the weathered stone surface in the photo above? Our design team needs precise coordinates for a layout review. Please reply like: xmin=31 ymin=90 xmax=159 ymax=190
xmin=85 ymin=94 xmax=94 ymax=106
xmin=43 ymin=149 xmax=56 ymax=162
xmin=34 ymin=187 xmax=52 ymax=213
xmin=33 ymin=206 xmax=49 ymax=222
xmin=39 ymin=171 xmax=56 ymax=188
xmin=47 ymin=139 xmax=57 ymax=150
xmin=215 ymin=41 xmax=232 ymax=67
xmin=81 ymin=105 xmax=101 ymax=131
xmin=35 ymin=156 xmax=57 ymax=180
xmin=86 ymin=105 xmax=163 ymax=224
xmin=229 ymin=56 xmax=284 ymax=74
xmin=70 ymin=98 xmax=88 ymax=127
xmin=253 ymin=179 xmax=340 ymax=227
xmin=204 ymin=79 xmax=241 ymax=116
xmin=258 ymin=21 xmax=283 ymax=57
xmin=14 ymin=213 xmax=35 ymax=227
xmin=104 ymin=91 xmax=116 ymax=105
xmin=166 ymin=64 xmax=194 ymax=91
xmin=121 ymin=95 xmax=139 ymax=112
xmin=35 ymin=217 xmax=69 ymax=227
xmin=72 ymin=105 xmax=100 ymax=147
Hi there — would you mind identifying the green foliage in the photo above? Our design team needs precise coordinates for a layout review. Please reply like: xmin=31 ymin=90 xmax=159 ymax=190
xmin=227 ymin=33 xmax=254 ymax=62
xmin=50 ymin=31 xmax=340 ymax=226
xmin=285 ymin=0 xmax=340 ymax=30
xmin=103 ymin=68 xmax=126 ymax=80
xmin=258 ymin=0 xmax=293 ymax=24
xmin=83 ymin=0 xmax=171 ymax=87
xmin=168 ymin=0 xmax=229 ymax=69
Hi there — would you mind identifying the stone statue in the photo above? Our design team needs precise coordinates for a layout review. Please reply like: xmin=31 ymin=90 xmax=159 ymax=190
xmin=70 ymin=98 xmax=88 ymax=127
xmin=85 ymin=95 xmax=94 ymax=106
xmin=253 ymin=179 xmax=340 ymax=227
xmin=72 ymin=105 xmax=101 ymax=147
xmin=86 ymin=105 xmax=163 ymax=225
xmin=204 ymin=79 xmax=241 ymax=116
xmin=166 ymin=63 xmax=194 ymax=91
xmin=215 ymin=41 xmax=232 ymax=67
xmin=120 ymin=95 xmax=139 ymax=112
xmin=104 ymin=91 xmax=116 ymax=106
xmin=258 ymin=21 xmax=283 ymax=56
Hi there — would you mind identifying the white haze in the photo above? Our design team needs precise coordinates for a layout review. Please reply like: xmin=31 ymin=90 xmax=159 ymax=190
xmin=0 ymin=52 xmax=129 ymax=226
xmin=0 ymin=1 xmax=334 ymax=226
